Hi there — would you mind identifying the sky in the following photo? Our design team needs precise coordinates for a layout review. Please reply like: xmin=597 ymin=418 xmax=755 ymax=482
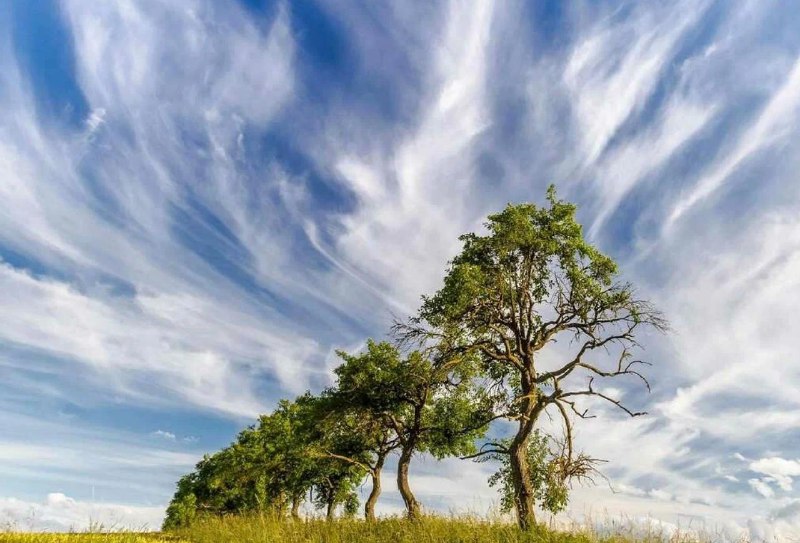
xmin=1 ymin=0 xmax=800 ymax=539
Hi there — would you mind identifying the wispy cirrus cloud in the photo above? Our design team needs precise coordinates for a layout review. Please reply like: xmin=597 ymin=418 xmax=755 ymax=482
xmin=2 ymin=0 xmax=800 ymax=537
xmin=666 ymin=55 xmax=800 ymax=229
xmin=562 ymin=0 xmax=709 ymax=164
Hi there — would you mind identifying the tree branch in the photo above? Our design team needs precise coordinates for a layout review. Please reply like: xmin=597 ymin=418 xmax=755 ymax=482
xmin=560 ymin=378 xmax=647 ymax=418
xmin=459 ymin=441 xmax=510 ymax=460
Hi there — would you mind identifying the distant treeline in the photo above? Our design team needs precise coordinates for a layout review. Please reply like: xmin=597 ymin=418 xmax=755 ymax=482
xmin=164 ymin=187 xmax=666 ymax=531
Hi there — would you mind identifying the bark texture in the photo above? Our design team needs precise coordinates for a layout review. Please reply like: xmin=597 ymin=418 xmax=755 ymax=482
xmin=290 ymin=494 xmax=301 ymax=519
xmin=365 ymin=455 xmax=385 ymax=521
xmin=397 ymin=447 xmax=420 ymax=519
xmin=509 ymin=436 xmax=536 ymax=530
xmin=510 ymin=373 xmax=539 ymax=530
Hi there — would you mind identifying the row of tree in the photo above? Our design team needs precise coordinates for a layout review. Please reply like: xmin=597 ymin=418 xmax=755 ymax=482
xmin=164 ymin=187 xmax=667 ymax=530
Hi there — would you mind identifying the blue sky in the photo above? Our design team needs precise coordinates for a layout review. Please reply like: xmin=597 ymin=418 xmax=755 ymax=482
xmin=2 ymin=0 xmax=800 ymax=538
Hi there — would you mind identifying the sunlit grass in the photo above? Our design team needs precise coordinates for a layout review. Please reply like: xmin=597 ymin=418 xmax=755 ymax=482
xmin=0 ymin=534 xmax=184 ymax=543
xmin=170 ymin=514 xmax=706 ymax=543
xmin=0 ymin=515 xmax=713 ymax=543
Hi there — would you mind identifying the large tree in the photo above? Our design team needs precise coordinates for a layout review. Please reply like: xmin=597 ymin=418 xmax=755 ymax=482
xmin=399 ymin=187 xmax=666 ymax=529
xmin=332 ymin=340 xmax=493 ymax=519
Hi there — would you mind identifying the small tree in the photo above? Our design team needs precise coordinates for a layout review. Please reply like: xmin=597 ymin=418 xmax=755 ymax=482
xmin=248 ymin=395 xmax=326 ymax=516
xmin=311 ymin=463 xmax=363 ymax=520
xmin=399 ymin=187 xmax=667 ymax=529
xmin=163 ymin=475 xmax=197 ymax=529
xmin=264 ymin=394 xmax=367 ymax=520
xmin=162 ymin=446 xmax=258 ymax=528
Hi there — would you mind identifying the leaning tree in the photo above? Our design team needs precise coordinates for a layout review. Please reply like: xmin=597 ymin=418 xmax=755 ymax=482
xmin=331 ymin=340 xmax=493 ymax=519
xmin=317 ymin=382 xmax=401 ymax=521
xmin=398 ymin=186 xmax=666 ymax=529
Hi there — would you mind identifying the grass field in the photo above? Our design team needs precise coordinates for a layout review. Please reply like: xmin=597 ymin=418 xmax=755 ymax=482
xmin=0 ymin=535 xmax=183 ymax=543
xmin=0 ymin=515 xmax=705 ymax=543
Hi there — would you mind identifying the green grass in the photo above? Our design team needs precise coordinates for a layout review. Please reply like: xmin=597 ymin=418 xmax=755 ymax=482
xmin=174 ymin=516 xmax=592 ymax=543
xmin=0 ymin=534 xmax=184 ymax=543
xmin=174 ymin=515 xmax=702 ymax=543
xmin=0 ymin=516 xmax=705 ymax=543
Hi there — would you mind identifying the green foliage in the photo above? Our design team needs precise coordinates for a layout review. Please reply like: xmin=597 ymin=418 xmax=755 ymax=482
xmin=331 ymin=340 xmax=491 ymax=459
xmin=162 ymin=487 xmax=196 ymax=530
xmin=480 ymin=431 xmax=569 ymax=515
xmin=163 ymin=395 xmax=366 ymax=529
xmin=419 ymin=186 xmax=626 ymax=386
xmin=310 ymin=468 xmax=361 ymax=518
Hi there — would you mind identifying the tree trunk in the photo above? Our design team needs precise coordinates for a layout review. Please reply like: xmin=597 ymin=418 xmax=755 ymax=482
xmin=397 ymin=446 xmax=420 ymax=519
xmin=276 ymin=490 xmax=287 ymax=517
xmin=509 ymin=434 xmax=536 ymax=530
xmin=326 ymin=499 xmax=335 ymax=521
xmin=290 ymin=494 xmax=302 ymax=520
xmin=510 ymin=373 xmax=540 ymax=531
xmin=365 ymin=455 xmax=385 ymax=521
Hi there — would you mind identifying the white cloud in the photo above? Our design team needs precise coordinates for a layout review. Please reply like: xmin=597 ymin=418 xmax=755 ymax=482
xmin=749 ymin=479 xmax=775 ymax=499
xmin=150 ymin=431 xmax=176 ymax=441
xmin=749 ymin=501 xmax=800 ymax=541
xmin=589 ymin=97 xmax=716 ymax=235
xmin=648 ymin=488 xmax=673 ymax=501
xmin=667 ymin=55 xmax=800 ymax=228
xmin=563 ymin=0 xmax=708 ymax=163
xmin=327 ymin=0 xmax=498 ymax=311
xmin=0 ymin=493 xmax=163 ymax=532
xmin=0 ymin=0 xmax=336 ymax=415
xmin=750 ymin=458 xmax=800 ymax=492
xmin=85 ymin=107 xmax=106 ymax=134
xmin=0 ymin=262 xmax=302 ymax=417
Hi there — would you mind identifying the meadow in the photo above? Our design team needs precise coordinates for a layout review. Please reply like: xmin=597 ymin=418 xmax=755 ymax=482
xmin=0 ymin=515 xmax=706 ymax=543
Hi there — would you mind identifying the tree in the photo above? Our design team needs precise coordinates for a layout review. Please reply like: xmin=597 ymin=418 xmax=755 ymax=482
xmin=311 ymin=460 xmax=363 ymax=521
xmin=314 ymin=394 xmax=400 ymax=521
xmin=398 ymin=186 xmax=667 ymax=529
xmin=162 ymin=446 xmax=257 ymax=528
xmin=247 ymin=395 xmax=323 ymax=516
xmin=474 ymin=429 xmax=597 ymax=517
xmin=243 ymin=394 xmax=366 ymax=521
xmin=332 ymin=340 xmax=494 ymax=519
xmin=163 ymin=395 xmax=335 ymax=527
xmin=163 ymin=475 xmax=197 ymax=529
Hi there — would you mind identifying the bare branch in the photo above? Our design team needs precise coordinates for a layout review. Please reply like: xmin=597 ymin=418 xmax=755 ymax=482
xmin=460 ymin=441 xmax=510 ymax=460
xmin=575 ymin=349 xmax=652 ymax=392
xmin=560 ymin=378 xmax=647 ymax=418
